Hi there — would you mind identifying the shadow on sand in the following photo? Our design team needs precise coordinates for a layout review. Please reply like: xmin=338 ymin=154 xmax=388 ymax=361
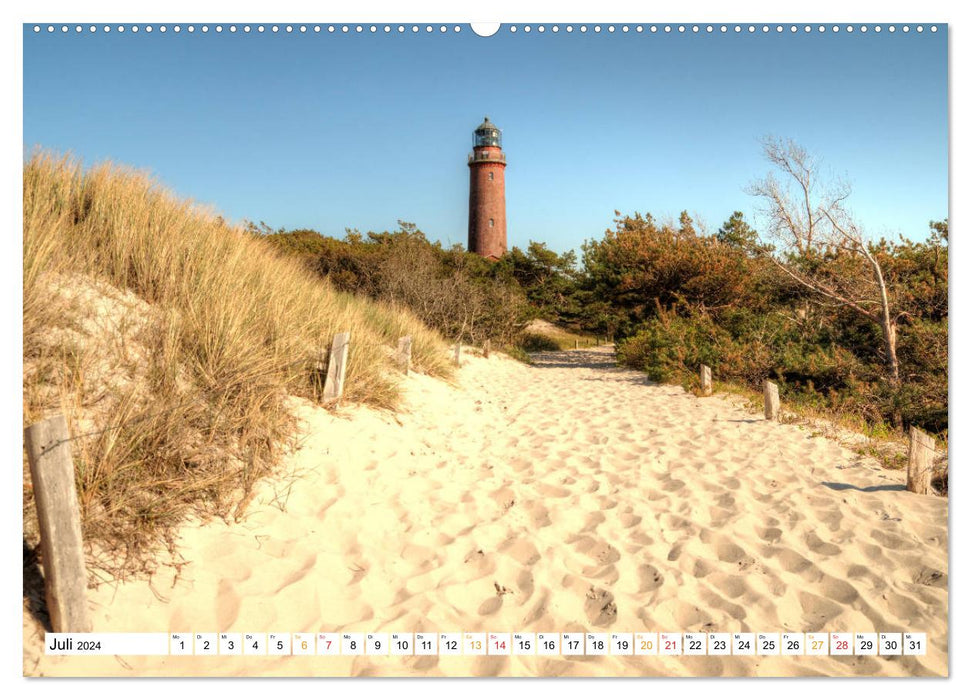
xmin=23 ymin=539 xmax=52 ymax=632
xmin=527 ymin=348 xmax=621 ymax=371
xmin=821 ymin=481 xmax=906 ymax=493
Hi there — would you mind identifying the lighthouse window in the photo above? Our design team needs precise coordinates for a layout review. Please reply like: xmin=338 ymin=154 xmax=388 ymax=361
xmin=488 ymin=172 xmax=494 ymax=181
xmin=489 ymin=219 xmax=495 ymax=228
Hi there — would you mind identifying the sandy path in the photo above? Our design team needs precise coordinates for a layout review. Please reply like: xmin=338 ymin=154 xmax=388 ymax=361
xmin=24 ymin=347 xmax=948 ymax=676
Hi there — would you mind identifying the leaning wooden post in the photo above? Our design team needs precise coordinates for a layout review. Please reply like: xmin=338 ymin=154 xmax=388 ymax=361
xmin=700 ymin=365 xmax=713 ymax=396
xmin=453 ymin=343 xmax=461 ymax=366
xmin=323 ymin=331 xmax=350 ymax=402
xmin=24 ymin=415 xmax=92 ymax=633
xmin=395 ymin=336 xmax=412 ymax=375
xmin=907 ymin=427 xmax=936 ymax=495
xmin=763 ymin=379 xmax=780 ymax=421
xmin=483 ymin=339 xmax=491 ymax=358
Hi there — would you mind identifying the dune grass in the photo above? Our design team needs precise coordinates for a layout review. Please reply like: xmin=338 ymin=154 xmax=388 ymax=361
xmin=23 ymin=152 xmax=451 ymax=574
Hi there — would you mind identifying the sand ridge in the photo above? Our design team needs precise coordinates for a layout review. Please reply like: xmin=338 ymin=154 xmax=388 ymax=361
xmin=23 ymin=347 xmax=948 ymax=677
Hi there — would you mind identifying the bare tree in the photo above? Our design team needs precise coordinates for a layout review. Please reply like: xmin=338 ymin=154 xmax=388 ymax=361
xmin=748 ymin=136 xmax=902 ymax=388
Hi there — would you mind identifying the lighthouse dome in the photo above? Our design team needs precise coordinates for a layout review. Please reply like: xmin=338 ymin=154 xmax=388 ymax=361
xmin=473 ymin=116 xmax=502 ymax=148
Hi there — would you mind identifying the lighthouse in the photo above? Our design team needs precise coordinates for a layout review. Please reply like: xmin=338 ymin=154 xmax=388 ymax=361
xmin=467 ymin=117 xmax=507 ymax=260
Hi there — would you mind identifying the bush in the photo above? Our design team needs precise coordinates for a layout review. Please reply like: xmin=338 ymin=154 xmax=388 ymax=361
xmin=518 ymin=332 xmax=563 ymax=353
xmin=261 ymin=224 xmax=532 ymax=347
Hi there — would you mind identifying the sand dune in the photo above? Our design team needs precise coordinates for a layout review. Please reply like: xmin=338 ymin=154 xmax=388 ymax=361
xmin=23 ymin=347 xmax=948 ymax=677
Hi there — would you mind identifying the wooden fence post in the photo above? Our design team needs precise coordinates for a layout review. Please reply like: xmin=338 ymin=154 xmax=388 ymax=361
xmin=453 ymin=343 xmax=461 ymax=366
xmin=763 ymin=380 xmax=780 ymax=421
xmin=323 ymin=331 xmax=350 ymax=402
xmin=396 ymin=336 xmax=412 ymax=375
xmin=700 ymin=365 xmax=713 ymax=396
xmin=907 ymin=427 xmax=936 ymax=495
xmin=575 ymin=339 xmax=579 ymax=350
xmin=483 ymin=339 xmax=491 ymax=358
xmin=24 ymin=415 xmax=91 ymax=633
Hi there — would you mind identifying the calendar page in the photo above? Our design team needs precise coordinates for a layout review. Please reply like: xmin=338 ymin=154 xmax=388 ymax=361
xmin=19 ymin=1 xmax=951 ymax=684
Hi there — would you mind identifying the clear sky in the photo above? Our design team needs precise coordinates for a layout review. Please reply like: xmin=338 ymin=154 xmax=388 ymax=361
xmin=23 ymin=24 xmax=948 ymax=254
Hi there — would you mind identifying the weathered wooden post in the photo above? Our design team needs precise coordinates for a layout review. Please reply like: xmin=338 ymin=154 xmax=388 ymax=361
xmin=323 ymin=331 xmax=350 ymax=402
xmin=575 ymin=339 xmax=579 ymax=350
xmin=763 ymin=379 xmax=780 ymax=421
xmin=23 ymin=415 xmax=92 ymax=633
xmin=453 ymin=343 xmax=461 ymax=366
xmin=396 ymin=336 xmax=412 ymax=375
xmin=483 ymin=339 xmax=491 ymax=358
xmin=700 ymin=365 xmax=713 ymax=396
xmin=907 ymin=427 xmax=936 ymax=495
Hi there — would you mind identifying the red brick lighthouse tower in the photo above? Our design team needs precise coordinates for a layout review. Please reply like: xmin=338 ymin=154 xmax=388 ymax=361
xmin=468 ymin=117 xmax=507 ymax=260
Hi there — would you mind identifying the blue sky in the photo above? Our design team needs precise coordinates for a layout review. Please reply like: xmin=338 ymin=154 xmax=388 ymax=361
xmin=23 ymin=24 xmax=948 ymax=254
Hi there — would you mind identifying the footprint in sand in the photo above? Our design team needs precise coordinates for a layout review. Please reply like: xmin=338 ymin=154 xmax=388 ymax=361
xmin=797 ymin=590 xmax=844 ymax=626
xmin=869 ymin=528 xmax=917 ymax=551
xmin=757 ymin=526 xmax=783 ymax=544
xmin=584 ymin=586 xmax=618 ymax=627
xmin=637 ymin=564 xmax=664 ymax=592
xmin=273 ymin=553 xmax=318 ymax=594
xmin=499 ymin=537 xmax=541 ymax=566
xmin=579 ymin=512 xmax=606 ymax=533
xmin=818 ymin=575 xmax=860 ymax=604
xmin=804 ymin=532 xmax=841 ymax=556
xmin=534 ymin=481 xmax=571 ymax=498
xmin=215 ymin=578 xmax=241 ymax=629
xmin=911 ymin=566 xmax=947 ymax=589
xmin=573 ymin=535 xmax=621 ymax=565
xmin=707 ymin=572 xmax=748 ymax=598
xmin=715 ymin=541 xmax=748 ymax=564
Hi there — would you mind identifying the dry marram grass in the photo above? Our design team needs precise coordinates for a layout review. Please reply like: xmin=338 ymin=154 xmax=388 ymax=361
xmin=23 ymin=152 xmax=451 ymax=575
